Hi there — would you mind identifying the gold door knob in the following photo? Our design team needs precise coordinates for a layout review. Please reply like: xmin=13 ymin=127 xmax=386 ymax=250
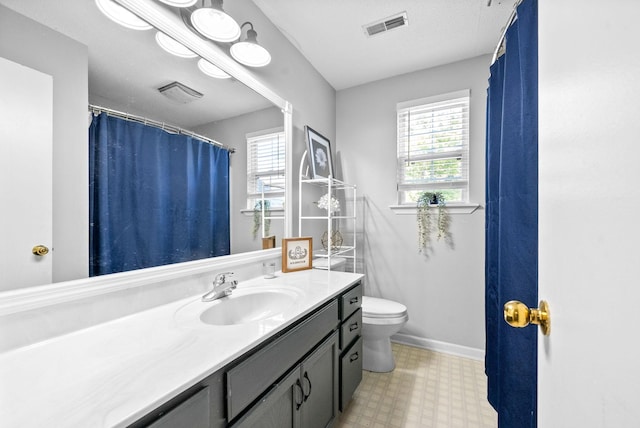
xmin=32 ymin=245 xmax=49 ymax=256
xmin=503 ymin=300 xmax=550 ymax=336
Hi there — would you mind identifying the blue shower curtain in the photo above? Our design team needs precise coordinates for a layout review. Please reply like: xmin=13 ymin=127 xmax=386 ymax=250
xmin=89 ymin=112 xmax=230 ymax=276
xmin=485 ymin=0 xmax=538 ymax=426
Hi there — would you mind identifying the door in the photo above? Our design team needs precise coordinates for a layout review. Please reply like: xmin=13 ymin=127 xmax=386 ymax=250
xmin=0 ymin=56 xmax=53 ymax=291
xmin=537 ymin=1 xmax=640 ymax=426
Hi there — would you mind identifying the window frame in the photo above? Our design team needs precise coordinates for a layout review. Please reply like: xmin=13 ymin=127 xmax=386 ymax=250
xmin=396 ymin=89 xmax=470 ymax=205
xmin=246 ymin=127 xmax=286 ymax=210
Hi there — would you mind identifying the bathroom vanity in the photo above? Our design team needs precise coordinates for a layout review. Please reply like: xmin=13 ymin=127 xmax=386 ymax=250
xmin=0 ymin=268 xmax=363 ymax=427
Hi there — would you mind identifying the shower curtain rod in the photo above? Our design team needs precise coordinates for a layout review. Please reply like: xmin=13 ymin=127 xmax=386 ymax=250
xmin=490 ymin=0 xmax=522 ymax=65
xmin=89 ymin=105 xmax=235 ymax=153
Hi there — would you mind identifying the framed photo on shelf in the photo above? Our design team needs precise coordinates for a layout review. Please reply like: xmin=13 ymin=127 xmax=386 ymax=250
xmin=305 ymin=126 xmax=333 ymax=179
xmin=282 ymin=237 xmax=313 ymax=273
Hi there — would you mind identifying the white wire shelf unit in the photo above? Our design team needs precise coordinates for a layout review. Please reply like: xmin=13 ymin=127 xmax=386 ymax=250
xmin=299 ymin=151 xmax=357 ymax=272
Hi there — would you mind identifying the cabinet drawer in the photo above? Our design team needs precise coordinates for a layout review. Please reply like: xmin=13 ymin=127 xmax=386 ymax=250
xmin=226 ymin=300 xmax=339 ymax=421
xmin=340 ymin=308 xmax=361 ymax=350
xmin=340 ymin=282 xmax=362 ymax=321
xmin=339 ymin=336 xmax=362 ymax=411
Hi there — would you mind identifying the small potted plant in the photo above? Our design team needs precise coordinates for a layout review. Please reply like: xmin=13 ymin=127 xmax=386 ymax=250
xmin=416 ymin=191 xmax=449 ymax=253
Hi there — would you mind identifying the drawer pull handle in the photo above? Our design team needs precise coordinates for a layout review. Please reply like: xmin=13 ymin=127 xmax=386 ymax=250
xmin=350 ymin=352 xmax=359 ymax=362
xmin=295 ymin=379 xmax=304 ymax=410
xmin=349 ymin=322 xmax=359 ymax=331
xmin=349 ymin=297 xmax=359 ymax=304
xmin=302 ymin=372 xmax=312 ymax=402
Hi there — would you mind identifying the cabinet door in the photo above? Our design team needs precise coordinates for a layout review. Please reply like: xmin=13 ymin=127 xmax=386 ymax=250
xmin=300 ymin=332 xmax=339 ymax=428
xmin=147 ymin=387 xmax=210 ymax=428
xmin=340 ymin=336 xmax=363 ymax=411
xmin=231 ymin=368 xmax=302 ymax=428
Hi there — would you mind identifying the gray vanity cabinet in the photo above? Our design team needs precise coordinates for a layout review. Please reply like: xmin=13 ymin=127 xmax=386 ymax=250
xmin=232 ymin=331 xmax=339 ymax=428
xmin=131 ymin=281 xmax=363 ymax=428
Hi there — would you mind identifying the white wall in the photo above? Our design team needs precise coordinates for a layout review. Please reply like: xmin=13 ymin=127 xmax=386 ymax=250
xmin=336 ymin=55 xmax=490 ymax=354
xmin=0 ymin=5 xmax=89 ymax=283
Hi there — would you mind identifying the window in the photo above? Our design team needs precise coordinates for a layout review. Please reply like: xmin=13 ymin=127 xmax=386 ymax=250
xmin=246 ymin=128 xmax=285 ymax=209
xmin=396 ymin=90 xmax=470 ymax=204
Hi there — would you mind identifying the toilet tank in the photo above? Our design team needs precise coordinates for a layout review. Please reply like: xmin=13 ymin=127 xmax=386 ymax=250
xmin=313 ymin=257 xmax=347 ymax=272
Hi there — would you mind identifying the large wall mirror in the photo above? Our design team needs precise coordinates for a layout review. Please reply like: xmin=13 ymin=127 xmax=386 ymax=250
xmin=0 ymin=0 xmax=292 ymax=291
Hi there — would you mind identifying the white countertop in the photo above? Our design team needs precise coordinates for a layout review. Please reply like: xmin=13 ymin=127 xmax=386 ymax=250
xmin=0 ymin=269 xmax=363 ymax=427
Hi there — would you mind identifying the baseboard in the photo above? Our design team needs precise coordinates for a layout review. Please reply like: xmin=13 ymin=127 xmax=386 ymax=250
xmin=391 ymin=333 xmax=485 ymax=361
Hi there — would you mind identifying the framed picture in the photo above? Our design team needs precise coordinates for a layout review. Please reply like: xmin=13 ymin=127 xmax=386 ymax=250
xmin=282 ymin=237 xmax=313 ymax=272
xmin=305 ymin=126 xmax=334 ymax=179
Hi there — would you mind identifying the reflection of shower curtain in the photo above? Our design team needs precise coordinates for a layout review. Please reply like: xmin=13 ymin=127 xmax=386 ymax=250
xmin=89 ymin=112 xmax=230 ymax=276
xmin=485 ymin=0 xmax=538 ymax=427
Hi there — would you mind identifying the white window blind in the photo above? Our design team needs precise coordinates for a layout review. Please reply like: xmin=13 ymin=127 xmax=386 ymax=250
xmin=396 ymin=90 xmax=470 ymax=204
xmin=247 ymin=128 xmax=285 ymax=209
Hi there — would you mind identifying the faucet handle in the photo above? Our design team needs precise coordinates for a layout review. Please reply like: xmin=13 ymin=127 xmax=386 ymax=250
xmin=214 ymin=271 xmax=234 ymax=284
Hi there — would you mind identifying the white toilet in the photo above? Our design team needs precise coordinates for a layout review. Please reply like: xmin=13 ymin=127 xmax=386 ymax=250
xmin=361 ymin=296 xmax=408 ymax=372
xmin=313 ymin=257 xmax=409 ymax=373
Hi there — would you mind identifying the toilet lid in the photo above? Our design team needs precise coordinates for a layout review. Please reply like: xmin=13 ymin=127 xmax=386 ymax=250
xmin=362 ymin=296 xmax=407 ymax=318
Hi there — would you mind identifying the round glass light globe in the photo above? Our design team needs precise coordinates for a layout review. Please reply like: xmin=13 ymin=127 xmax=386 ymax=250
xmin=198 ymin=59 xmax=231 ymax=79
xmin=95 ymin=0 xmax=152 ymax=31
xmin=190 ymin=8 xmax=241 ymax=42
xmin=230 ymin=42 xmax=271 ymax=67
xmin=155 ymin=32 xmax=198 ymax=58
xmin=156 ymin=0 xmax=198 ymax=7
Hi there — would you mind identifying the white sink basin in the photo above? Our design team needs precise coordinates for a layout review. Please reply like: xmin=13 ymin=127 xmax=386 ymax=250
xmin=198 ymin=289 xmax=299 ymax=326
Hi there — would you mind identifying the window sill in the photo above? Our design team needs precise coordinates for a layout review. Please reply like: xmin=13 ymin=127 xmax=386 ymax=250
xmin=240 ymin=208 xmax=285 ymax=217
xmin=389 ymin=203 xmax=481 ymax=215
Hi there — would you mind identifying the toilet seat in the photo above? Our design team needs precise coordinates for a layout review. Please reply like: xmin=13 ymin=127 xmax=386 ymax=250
xmin=362 ymin=296 xmax=408 ymax=325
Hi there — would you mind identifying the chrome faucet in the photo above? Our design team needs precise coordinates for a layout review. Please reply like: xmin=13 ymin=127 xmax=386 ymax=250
xmin=202 ymin=272 xmax=238 ymax=302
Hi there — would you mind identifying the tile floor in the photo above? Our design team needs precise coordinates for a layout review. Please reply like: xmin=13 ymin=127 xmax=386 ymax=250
xmin=336 ymin=343 xmax=497 ymax=428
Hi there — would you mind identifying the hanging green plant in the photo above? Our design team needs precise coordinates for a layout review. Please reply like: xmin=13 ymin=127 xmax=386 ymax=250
xmin=416 ymin=191 xmax=450 ymax=253
xmin=252 ymin=200 xmax=271 ymax=239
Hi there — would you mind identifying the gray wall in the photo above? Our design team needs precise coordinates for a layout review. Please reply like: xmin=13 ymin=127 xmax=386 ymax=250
xmin=0 ymin=5 xmax=89 ymax=283
xmin=238 ymin=0 xmax=336 ymax=238
xmin=336 ymin=55 xmax=490 ymax=352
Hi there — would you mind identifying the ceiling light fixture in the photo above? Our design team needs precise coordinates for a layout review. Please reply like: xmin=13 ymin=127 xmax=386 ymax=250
xmin=230 ymin=22 xmax=271 ymax=68
xmin=197 ymin=58 xmax=231 ymax=79
xmin=190 ymin=0 xmax=241 ymax=43
xmin=155 ymin=32 xmax=198 ymax=58
xmin=156 ymin=0 xmax=198 ymax=7
xmin=95 ymin=0 xmax=152 ymax=31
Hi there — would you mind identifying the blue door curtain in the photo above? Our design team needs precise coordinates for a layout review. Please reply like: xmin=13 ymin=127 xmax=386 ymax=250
xmin=485 ymin=0 xmax=538 ymax=426
xmin=89 ymin=112 xmax=230 ymax=276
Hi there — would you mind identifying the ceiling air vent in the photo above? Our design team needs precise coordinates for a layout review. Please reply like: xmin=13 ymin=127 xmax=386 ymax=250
xmin=363 ymin=12 xmax=408 ymax=37
xmin=158 ymin=81 xmax=203 ymax=104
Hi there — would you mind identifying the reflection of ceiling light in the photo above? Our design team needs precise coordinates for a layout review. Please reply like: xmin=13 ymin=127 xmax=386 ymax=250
xmin=95 ymin=0 xmax=152 ymax=31
xmin=155 ymin=32 xmax=198 ymax=58
xmin=156 ymin=0 xmax=198 ymax=7
xmin=230 ymin=22 xmax=271 ymax=67
xmin=190 ymin=0 xmax=241 ymax=43
xmin=197 ymin=59 xmax=231 ymax=79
